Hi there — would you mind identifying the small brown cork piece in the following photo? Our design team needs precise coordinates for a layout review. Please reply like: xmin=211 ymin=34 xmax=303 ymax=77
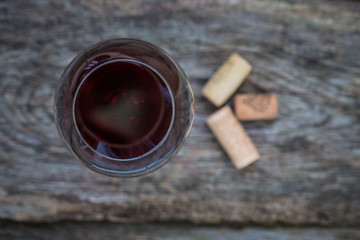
xmin=207 ymin=105 xmax=259 ymax=169
xmin=202 ymin=53 xmax=252 ymax=107
xmin=234 ymin=93 xmax=278 ymax=121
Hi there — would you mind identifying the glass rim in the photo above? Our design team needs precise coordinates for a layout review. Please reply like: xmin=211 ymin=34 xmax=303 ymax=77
xmin=54 ymin=37 xmax=194 ymax=177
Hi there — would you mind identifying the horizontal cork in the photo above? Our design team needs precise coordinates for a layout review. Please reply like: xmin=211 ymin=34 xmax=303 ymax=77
xmin=234 ymin=93 xmax=278 ymax=121
xmin=202 ymin=53 xmax=252 ymax=107
xmin=206 ymin=105 xmax=259 ymax=169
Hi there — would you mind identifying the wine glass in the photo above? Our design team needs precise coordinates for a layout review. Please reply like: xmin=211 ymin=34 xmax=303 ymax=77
xmin=54 ymin=39 xmax=194 ymax=177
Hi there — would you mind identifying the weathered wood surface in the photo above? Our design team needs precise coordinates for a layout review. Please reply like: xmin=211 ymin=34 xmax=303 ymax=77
xmin=0 ymin=0 xmax=360 ymax=229
xmin=1 ymin=222 xmax=360 ymax=240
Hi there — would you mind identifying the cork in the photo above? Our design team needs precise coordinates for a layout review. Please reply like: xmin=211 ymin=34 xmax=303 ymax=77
xmin=202 ymin=53 xmax=252 ymax=107
xmin=206 ymin=105 xmax=259 ymax=169
xmin=234 ymin=93 xmax=278 ymax=121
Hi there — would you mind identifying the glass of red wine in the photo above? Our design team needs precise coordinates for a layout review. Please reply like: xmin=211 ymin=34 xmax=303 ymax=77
xmin=54 ymin=39 xmax=194 ymax=177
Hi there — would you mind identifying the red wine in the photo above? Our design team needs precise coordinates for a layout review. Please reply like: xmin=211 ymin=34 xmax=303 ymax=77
xmin=74 ymin=59 xmax=174 ymax=159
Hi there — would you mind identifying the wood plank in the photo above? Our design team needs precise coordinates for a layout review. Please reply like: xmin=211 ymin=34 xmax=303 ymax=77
xmin=1 ymin=222 xmax=360 ymax=240
xmin=0 ymin=0 xmax=359 ymax=226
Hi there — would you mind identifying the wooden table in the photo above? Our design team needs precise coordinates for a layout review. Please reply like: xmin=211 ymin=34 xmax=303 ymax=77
xmin=0 ymin=0 xmax=359 ymax=238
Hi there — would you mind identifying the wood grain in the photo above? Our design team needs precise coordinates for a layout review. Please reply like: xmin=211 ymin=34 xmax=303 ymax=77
xmin=1 ymin=222 xmax=360 ymax=240
xmin=0 ymin=0 xmax=360 ymax=227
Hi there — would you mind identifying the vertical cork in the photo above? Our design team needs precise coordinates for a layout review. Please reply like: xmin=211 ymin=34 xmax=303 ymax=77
xmin=202 ymin=53 xmax=252 ymax=107
xmin=234 ymin=93 xmax=278 ymax=121
xmin=206 ymin=105 xmax=259 ymax=169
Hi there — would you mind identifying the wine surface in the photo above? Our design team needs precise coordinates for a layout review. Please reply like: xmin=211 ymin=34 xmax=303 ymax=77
xmin=74 ymin=59 xmax=173 ymax=159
